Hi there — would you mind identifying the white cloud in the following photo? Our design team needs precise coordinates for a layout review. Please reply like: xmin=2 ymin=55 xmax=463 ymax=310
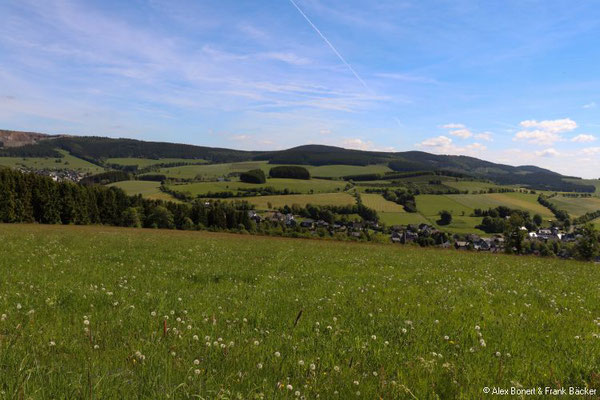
xmin=450 ymin=129 xmax=472 ymax=139
xmin=341 ymin=138 xmax=395 ymax=152
xmin=571 ymin=134 xmax=596 ymax=143
xmin=514 ymin=118 xmax=577 ymax=145
xmin=417 ymin=136 xmax=486 ymax=155
xmin=583 ymin=102 xmax=597 ymax=109
xmin=535 ymin=148 xmax=560 ymax=157
xmin=441 ymin=123 xmax=465 ymax=129
xmin=582 ymin=147 xmax=600 ymax=155
xmin=519 ymin=118 xmax=577 ymax=133
xmin=474 ymin=132 xmax=493 ymax=141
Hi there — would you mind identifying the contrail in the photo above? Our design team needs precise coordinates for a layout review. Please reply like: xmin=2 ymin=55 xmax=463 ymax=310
xmin=288 ymin=0 xmax=371 ymax=92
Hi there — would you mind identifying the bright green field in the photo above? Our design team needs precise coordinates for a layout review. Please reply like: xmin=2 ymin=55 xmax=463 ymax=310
xmin=108 ymin=180 xmax=178 ymax=202
xmin=306 ymin=164 xmax=391 ymax=178
xmin=0 ymin=150 xmax=105 ymax=174
xmin=416 ymin=193 xmax=554 ymax=233
xmin=155 ymin=162 xmax=271 ymax=179
xmin=168 ymin=178 xmax=347 ymax=196
xmin=155 ymin=162 xmax=390 ymax=180
xmin=548 ymin=196 xmax=600 ymax=218
xmin=106 ymin=158 xmax=207 ymax=168
xmin=360 ymin=193 xmax=421 ymax=226
xmin=2 ymin=224 xmax=600 ymax=399
xmin=238 ymin=193 xmax=356 ymax=210
xmin=442 ymin=180 xmax=504 ymax=193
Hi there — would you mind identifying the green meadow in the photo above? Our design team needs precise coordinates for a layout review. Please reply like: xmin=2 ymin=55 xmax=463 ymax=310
xmin=106 ymin=157 xmax=207 ymax=168
xmin=1 ymin=224 xmax=600 ymax=399
xmin=167 ymin=178 xmax=348 ymax=196
xmin=239 ymin=193 xmax=356 ymax=210
xmin=108 ymin=180 xmax=180 ymax=202
xmin=548 ymin=195 xmax=600 ymax=218
xmin=0 ymin=150 xmax=104 ymax=174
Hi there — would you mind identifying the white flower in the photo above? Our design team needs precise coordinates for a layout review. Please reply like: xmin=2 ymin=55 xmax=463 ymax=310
xmin=475 ymin=325 xmax=480 ymax=331
xmin=257 ymin=363 xmax=263 ymax=369
xmin=193 ymin=335 xmax=199 ymax=341
xmin=310 ymin=363 xmax=316 ymax=371
xmin=83 ymin=320 xmax=90 ymax=326
xmin=274 ymin=351 xmax=281 ymax=357
xmin=298 ymin=360 xmax=305 ymax=366
xmin=194 ymin=359 xmax=200 ymax=365
xmin=444 ymin=335 xmax=449 ymax=340
xmin=371 ymin=335 xmax=377 ymax=340
xmin=286 ymin=384 xmax=293 ymax=390
xmin=254 ymin=340 xmax=260 ymax=346
xmin=334 ymin=366 xmax=340 ymax=372
xmin=372 ymin=371 xmax=378 ymax=376
xmin=495 ymin=352 xmax=501 ymax=357
xmin=171 ymin=351 xmax=176 ymax=357
xmin=354 ymin=380 xmax=359 ymax=386
xmin=295 ymin=391 xmax=301 ymax=397
xmin=479 ymin=339 xmax=486 ymax=347
xmin=194 ymin=369 xmax=201 ymax=375
xmin=16 ymin=303 xmax=22 ymax=310
xmin=151 ymin=311 xmax=156 ymax=317
xmin=93 ymin=344 xmax=99 ymax=350
xmin=49 ymin=341 xmax=56 ymax=346
xmin=401 ymin=328 xmax=407 ymax=334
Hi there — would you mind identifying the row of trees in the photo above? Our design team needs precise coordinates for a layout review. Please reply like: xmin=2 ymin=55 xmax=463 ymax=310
xmin=269 ymin=166 xmax=310 ymax=180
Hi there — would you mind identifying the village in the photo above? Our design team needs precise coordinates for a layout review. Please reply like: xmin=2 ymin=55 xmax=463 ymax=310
xmin=247 ymin=210 xmax=582 ymax=256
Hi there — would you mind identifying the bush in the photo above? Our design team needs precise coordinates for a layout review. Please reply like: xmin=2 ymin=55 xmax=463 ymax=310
xmin=269 ymin=166 xmax=310 ymax=180
xmin=240 ymin=169 xmax=266 ymax=184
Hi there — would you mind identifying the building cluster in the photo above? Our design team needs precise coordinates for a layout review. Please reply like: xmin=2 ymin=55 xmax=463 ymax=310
xmin=17 ymin=167 xmax=84 ymax=183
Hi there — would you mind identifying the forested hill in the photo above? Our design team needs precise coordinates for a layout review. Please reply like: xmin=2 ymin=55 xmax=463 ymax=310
xmin=0 ymin=130 xmax=593 ymax=191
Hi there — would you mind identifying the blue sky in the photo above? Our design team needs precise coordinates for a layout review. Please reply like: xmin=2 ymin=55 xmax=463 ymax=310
xmin=1 ymin=0 xmax=599 ymax=177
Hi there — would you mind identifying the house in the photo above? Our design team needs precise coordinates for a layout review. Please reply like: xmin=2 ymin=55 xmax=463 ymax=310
xmin=316 ymin=220 xmax=330 ymax=228
xmin=300 ymin=219 xmax=314 ymax=229
xmin=247 ymin=210 xmax=262 ymax=223
xmin=454 ymin=241 xmax=469 ymax=250
xmin=402 ymin=231 xmax=419 ymax=243
xmin=285 ymin=213 xmax=296 ymax=227
xmin=391 ymin=231 xmax=402 ymax=243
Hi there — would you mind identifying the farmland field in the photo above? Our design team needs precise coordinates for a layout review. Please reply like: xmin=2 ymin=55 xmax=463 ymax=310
xmin=0 ymin=150 xmax=105 ymax=174
xmin=168 ymin=178 xmax=347 ymax=196
xmin=238 ymin=193 xmax=355 ymax=210
xmin=564 ymin=178 xmax=600 ymax=193
xmin=106 ymin=157 xmax=207 ymax=168
xmin=154 ymin=162 xmax=390 ymax=180
xmin=2 ymin=224 xmax=600 ymax=398
xmin=548 ymin=195 xmax=600 ymax=217
xmin=108 ymin=180 xmax=179 ymax=202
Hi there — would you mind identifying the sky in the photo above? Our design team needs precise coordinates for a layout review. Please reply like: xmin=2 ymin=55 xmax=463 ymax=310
xmin=1 ymin=0 xmax=599 ymax=178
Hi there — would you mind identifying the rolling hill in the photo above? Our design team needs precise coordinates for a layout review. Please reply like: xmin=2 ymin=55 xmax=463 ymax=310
xmin=0 ymin=129 xmax=594 ymax=191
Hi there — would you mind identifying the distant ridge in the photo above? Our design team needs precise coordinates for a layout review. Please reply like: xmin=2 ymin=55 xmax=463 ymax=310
xmin=0 ymin=129 xmax=593 ymax=191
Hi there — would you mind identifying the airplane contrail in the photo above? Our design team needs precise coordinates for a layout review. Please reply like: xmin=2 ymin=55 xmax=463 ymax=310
xmin=288 ymin=0 xmax=371 ymax=92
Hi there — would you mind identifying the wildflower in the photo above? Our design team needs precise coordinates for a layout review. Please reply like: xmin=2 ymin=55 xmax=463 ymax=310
xmin=286 ymin=384 xmax=293 ymax=390
xmin=354 ymin=380 xmax=359 ymax=386
xmin=434 ymin=320 xmax=439 ymax=324
xmin=371 ymin=335 xmax=377 ymax=340
xmin=401 ymin=328 xmax=407 ymax=334
xmin=480 ymin=339 xmax=486 ymax=347
xmin=254 ymin=340 xmax=260 ymax=346
xmin=194 ymin=369 xmax=201 ymax=375
xmin=298 ymin=360 xmax=305 ymax=366
xmin=49 ymin=341 xmax=56 ymax=346
xmin=444 ymin=335 xmax=449 ymax=340
xmin=16 ymin=303 xmax=22 ymax=310
xmin=469 ymin=347 xmax=475 ymax=353
xmin=257 ymin=363 xmax=263 ymax=369
xmin=495 ymin=352 xmax=501 ymax=357
xmin=310 ymin=363 xmax=316 ymax=371
xmin=575 ymin=336 xmax=580 ymax=340
xmin=94 ymin=344 xmax=99 ymax=350
xmin=171 ymin=351 xmax=176 ymax=357
xmin=194 ymin=359 xmax=200 ymax=365
xmin=83 ymin=319 xmax=90 ymax=326
xmin=475 ymin=325 xmax=480 ymax=331
xmin=274 ymin=351 xmax=281 ymax=357
xmin=373 ymin=371 xmax=378 ymax=376
xmin=1 ymin=314 xmax=6 ymax=321
xmin=151 ymin=311 xmax=156 ymax=317
xmin=193 ymin=335 xmax=199 ymax=341
xmin=295 ymin=391 xmax=301 ymax=397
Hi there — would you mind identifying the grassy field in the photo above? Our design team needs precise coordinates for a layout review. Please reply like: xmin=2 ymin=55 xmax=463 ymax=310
xmin=0 ymin=150 xmax=105 ymax=174
xmin=548 ymin=195 xmax=600 ymax=218
xmin=2 ymin=224 xmax=600 ymax=398
xmin=168 ymin=178 xmax=348 ymax=196
xmin=441 ymin=180 xmax=504 ymax=193
xmin=108 ymin=180 xmax=179 ymax=202
xmin=237 ymin=193 xmax=356 ymax=210
xmin=154 ymin=162 xmax=390 ymax=180
xmin=360 ymin=193 xmax=424 ymax=226
xmin=106 ymin=158 xmax=207 ymax=168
